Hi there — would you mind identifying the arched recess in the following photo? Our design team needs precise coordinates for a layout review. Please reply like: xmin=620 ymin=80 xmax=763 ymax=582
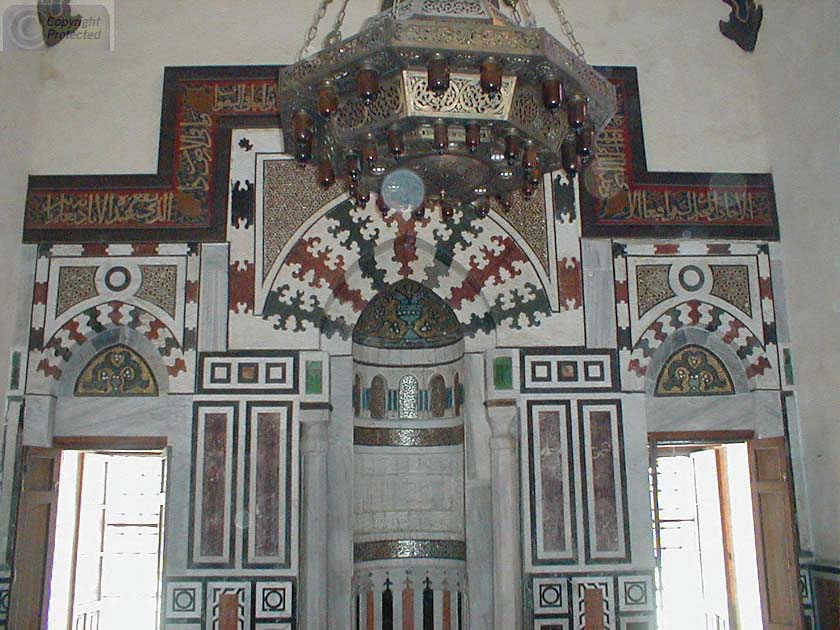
xmin=74 ymin=344 xmax=159 ymax=397
xmin=260 ymin=198 xmax=553 ymax=343
xmin=369 ymin=375 xmax=388 ymax=419
xmin=55 ymin=326 xmax=171 ymax=398
xmin=429 ymin=374 xmax=447 ymax=417
xmin=654 ymin=345 xmax=735 ymax=397
xmin=629 ymin=300 xmax=774 ymax=391
xmin=33 ymin=301 xmax=185 ymax=396
xmin=644 ymin=327 xmax=751 ymax=397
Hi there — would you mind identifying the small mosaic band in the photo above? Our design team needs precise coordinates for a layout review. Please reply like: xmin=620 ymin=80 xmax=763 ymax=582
xmin=354 ymin=425 xmax=464 ymax=447
xmin=354 ymin=539 xmax=467 ymax=562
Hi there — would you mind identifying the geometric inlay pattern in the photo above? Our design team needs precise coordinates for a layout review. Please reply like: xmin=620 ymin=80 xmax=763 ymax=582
xmin=709 ymin=264 xmax=751 ymax=316
xmin=255 ymin=581 xmax=293 ymax=619
xmin=655 ymin=344 xmax=735 ymax=396
xmin=165 ymin=581 xmax=204 ymax=620
xmin=55 ymin=265 xmax=98 ymax=317
xmin=617 ymin=575 xmax=654 ymax=613
xmin=533 ymin=577 xmax=569 ymax=615
xmin=136 ymin=264 xmax=179 ymax=317
xmin=635 ymin=264 xmax=674 ymax=317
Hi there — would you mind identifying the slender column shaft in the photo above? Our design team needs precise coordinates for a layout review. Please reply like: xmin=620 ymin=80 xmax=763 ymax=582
xmin=300 ymin=407 xmax=330 ymax=629
xmin=486 ymin=401 xmax=523 ymax=630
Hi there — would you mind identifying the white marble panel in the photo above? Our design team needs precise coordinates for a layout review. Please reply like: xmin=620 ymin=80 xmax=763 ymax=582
xmin=327 ymin=355 xmax=354 ymax=629
xmin=198 ymin=243 xmax=230 ymax=353
xmin=582 ymin=239 xmax=618 ymax=349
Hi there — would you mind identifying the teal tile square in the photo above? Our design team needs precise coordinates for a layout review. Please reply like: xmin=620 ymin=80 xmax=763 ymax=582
xmin=305 ymin=360 xmax=323 ymax=395
xmin=493 ymin=356 xmax=513 ymax=390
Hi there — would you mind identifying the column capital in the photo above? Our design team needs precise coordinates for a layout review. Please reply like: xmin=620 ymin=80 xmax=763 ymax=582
xmin=300 ymin=404 xmax=330 ymax=453
xmin=300 ymin=403 xmax=331 ymax=425
xmin=485 ymin=400 xmax=518 ymax=449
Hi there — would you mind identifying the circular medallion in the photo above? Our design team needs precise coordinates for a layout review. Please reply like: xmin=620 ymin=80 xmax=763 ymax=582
xmin=173 ymin=589 xmax=195 ymax=611
xmin=678 ymin=265 xmax=705 ymax=292
xmin=381 ymin=169 xmax=426 ymax=214
xmin=104 ymin=266 xmax=131 ymax=292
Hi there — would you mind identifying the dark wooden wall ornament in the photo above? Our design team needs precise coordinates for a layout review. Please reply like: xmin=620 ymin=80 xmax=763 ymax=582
xmin=719 ymin=0 xmax=763 ymax=52
xmin=23 ymin=65 xmax=779 ymax=244
xmin=581 ymin=66 xmax=778 ymax=240
xmin=37 ymin=1 xmax=80 ymax=47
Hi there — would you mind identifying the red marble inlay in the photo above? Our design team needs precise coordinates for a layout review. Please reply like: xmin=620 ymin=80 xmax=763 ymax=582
xmin=590 ymin=411 xmax=619 ymax=551
xmin=200 ymin=412 xmax=228 ymax=557
xmin=653 ymin=243 xmax=679 ymax=255
xmin=82 ymin=243 xmax=109 ymax=256
xmin=558 ymin=257 xmax=583 ymax=310
xmin=614 ymin=280 xmax=629 ymax=305
xmin=33 ymin=281 xmax=48 ymax=305
xmin=229 ymin=261 xmax=255 ymax=313
xmin=132 ymin=243 xmax=160 ymax=256
xmin=218 ymin=593 xmax=239 ymax=630
xmin=255 ymin=412 xmax=282 ymax=557
xmin=707 ymin=243 xmax=731 ymax=255
xmin=539 ymin=410 xmax=567 ymax=552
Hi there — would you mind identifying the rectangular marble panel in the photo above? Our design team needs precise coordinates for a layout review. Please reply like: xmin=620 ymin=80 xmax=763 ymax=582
xmin=198 ymin=352 xmax=298 ymax=392
xmin=527 ymin=401 xmax=576 ymax=565
xmin=582 ymin=239 xmax=618 ymax=349
xmin=579 ymin=402 xmax=629 ymax=563
xmin=198 ymin=243 xmax=230 ymax=352
xmin=191 ymin=403 xmax=236 ymax=567
xmin=245 ymin=402 xmax=292 ymax=567
xmin=521 ymin=348 xmax=617 ymax=393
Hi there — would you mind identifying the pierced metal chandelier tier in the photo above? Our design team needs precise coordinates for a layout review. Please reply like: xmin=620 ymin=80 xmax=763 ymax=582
xmin=279 ymin=0 xmax=617 ymax=219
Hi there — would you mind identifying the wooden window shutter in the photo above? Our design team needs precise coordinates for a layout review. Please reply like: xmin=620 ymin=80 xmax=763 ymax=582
xmin=748 ymin=437 xmax=804 ymax=630
xmin=8 ymin=447 xmax=62 ymax=629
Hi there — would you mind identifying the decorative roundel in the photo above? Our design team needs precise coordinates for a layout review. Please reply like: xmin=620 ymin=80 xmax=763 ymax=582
xmin=539 ymin=584 xmax=563 ymax=607
xmin=172 ymin=588 xmax=195 ymax=612
xmin=262 ymin=588 xmax=286 ymax=611
xmin=104 ymin=266 xmax=132 ymax=292
xmin=625 ymin=582 xmax=647 ymax=604
xmin=678 ymin=264 xmax=705 ymax=292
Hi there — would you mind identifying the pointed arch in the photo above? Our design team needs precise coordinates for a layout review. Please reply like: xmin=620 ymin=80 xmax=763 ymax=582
xmin=30 ymin=300 xmax=189 ymax=395
xmin=628 ymin=300 xmax=775 ymax=390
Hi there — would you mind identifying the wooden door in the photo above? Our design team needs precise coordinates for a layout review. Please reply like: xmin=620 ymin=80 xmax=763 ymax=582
xmin=748 ymin=437 xmax=804 ymax=630
xmin=8 ymin=447 xmax=62 ymax=630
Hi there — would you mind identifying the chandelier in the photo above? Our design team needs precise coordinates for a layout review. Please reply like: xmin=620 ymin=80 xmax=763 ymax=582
xmin=278 ymin=0 xmax=617 ymax=220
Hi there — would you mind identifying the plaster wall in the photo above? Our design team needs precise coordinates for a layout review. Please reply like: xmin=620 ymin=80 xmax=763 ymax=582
xmin=0 ymin=51 xmax=38 ymax=402
xmin=752 ymin=0 xmax=840 ymax=565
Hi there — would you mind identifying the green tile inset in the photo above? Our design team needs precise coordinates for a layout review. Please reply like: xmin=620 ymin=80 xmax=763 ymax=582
xmin=305 ymin=360 xmax=323 ymax=395
xmin=493 ymin=356 xmax=513 ymax=391
xmin=783 ymin=348 xmax=794 ymax=386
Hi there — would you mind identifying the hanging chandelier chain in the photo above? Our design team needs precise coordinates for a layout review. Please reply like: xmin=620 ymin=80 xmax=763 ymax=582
xmin=517 ymin=0 xmax=537 ymax=26
xmin=296 ymin=0 xmax=333 ymax=62
xmin=546 ymin=0 xmax=586 ymax=60
xmin=325 ymin=0 xmax=351 ymax=47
